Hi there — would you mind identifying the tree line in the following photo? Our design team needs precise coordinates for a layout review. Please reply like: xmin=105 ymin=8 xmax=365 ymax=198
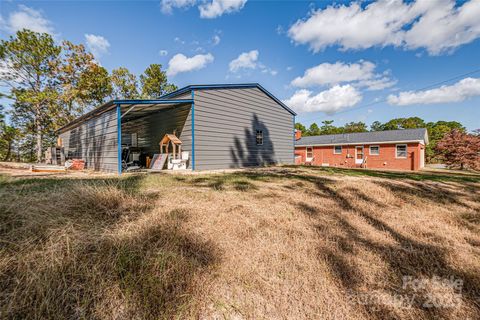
xmin=0 ymin=29 xmax=176 ymax=162
xmin=295 ymin=117 xmax=480 ymax=168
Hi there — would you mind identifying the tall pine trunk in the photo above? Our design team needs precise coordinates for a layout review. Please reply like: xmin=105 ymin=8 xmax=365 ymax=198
xmin=35 ymin=106 xmax=43 ymax=162
xmin=3 ymin=143 xmax=11 ymax=161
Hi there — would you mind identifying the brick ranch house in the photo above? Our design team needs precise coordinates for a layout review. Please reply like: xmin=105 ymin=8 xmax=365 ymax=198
xmin=294 ymin=128 xmax=429 ymax=171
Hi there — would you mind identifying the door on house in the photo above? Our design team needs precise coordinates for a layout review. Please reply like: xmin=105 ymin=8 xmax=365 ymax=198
xmin=420 ymin=147 xmax=425 ymax=168
xmin=355 ymin=146 xmax=364 ymax=165
xmin=306 ymin=147 xmax=314 ymax=163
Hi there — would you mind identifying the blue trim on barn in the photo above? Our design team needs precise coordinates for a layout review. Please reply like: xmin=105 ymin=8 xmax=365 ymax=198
xmin=191 ymin=89 xmax=195 ymax=171
xmin=160 ymin=83 xmax=297 ymax=116
xmin=116 ymin=104 xmax=122 ymax=175
xmin=112 ymin=99 xmax=193 ymax=105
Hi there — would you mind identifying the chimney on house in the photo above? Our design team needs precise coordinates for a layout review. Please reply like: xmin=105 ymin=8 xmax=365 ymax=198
xmin=295 ymin=129 xmax=302 ymax=140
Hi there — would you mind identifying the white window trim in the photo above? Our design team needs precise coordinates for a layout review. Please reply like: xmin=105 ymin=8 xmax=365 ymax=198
xmin=369 ymin=145 xmax=380 ymax=156
xmin=396 ymin=144 xmax=407 ymax=158
xmin=333 ymin=145 xmax=342 ymax=154
xmin=306 ymin=146 xmax=313 ymax=160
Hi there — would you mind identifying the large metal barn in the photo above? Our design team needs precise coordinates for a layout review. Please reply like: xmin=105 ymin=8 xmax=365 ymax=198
xmin=57 ymin=83 xmax=296 ymax=174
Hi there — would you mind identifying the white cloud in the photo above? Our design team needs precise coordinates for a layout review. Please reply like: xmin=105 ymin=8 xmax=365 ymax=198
xmin=212 ymin=34 xmax=221 ymax=46
xmin=403 ymin=1 xmax=480 ymax=55
xmin=292 ymin=61 xmax=375 ymax=87
xmin=174 ymin=37 xmax=185 ymax=44
xmin=288 ymin=0 xmax=480 ymax=55
xmin=276 ymin=25 xmax=285 ymax=35
xmin=161 ymin=0 xmax=196 ymax=14
xmin=283 ymin=85 xmax=362 ymax=114
xmin=291 ymin=60 xmax=396 ymax=91
xmin=229 ymin=50 xmax=258 ymax=72
xmin=259 ymin=63 xmax=277 ymax=76
xmin=85 ymin=34 xmax=110 ymax=58
xmin=161 ymin=0 xmax=246 ymax=18
xmin=199 ymin=0 xmax=247 ymax=19
xmin=1 ymin=5 xmax=54 ymax=34
xmin=159 ymin=50 xmax=168 ymax=56
xmin=167 ymin=53 xmax=214 ymax=76
xmin=357 ymin=77 xmax=398 ymax=91
xmin=388 ymin=77 xmax=480 ymax=106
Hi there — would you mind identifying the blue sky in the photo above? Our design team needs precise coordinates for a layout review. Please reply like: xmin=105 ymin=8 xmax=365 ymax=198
xmin=1 ymin=0 xmax=479 ymax=131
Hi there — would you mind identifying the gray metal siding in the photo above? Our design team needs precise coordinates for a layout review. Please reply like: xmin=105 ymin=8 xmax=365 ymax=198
xmin=169 ymin=92 xmax=192 ymax=100
xmin=193 ymin=87 xmax=294 ymax=170
xmin=59 ymin=109 xmax=118 ymax=172
xmin=121 ymin=104 xmax=192 ymax=165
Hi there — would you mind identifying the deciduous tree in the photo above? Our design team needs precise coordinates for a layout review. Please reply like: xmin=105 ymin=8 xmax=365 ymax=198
xmin=56 ymin=41 xmax=112 ymax=128
xmin=370 ymin=121 xmax=384 ymax=131
xmin=295 ymin=122 xmax=307 ymax=135
xmin=381 ymin=117 xmax=426 ymax=130
xmin=308 ymin=122 xmax=321 ymax=136
xmin=57 ymin=41 xmax=93 ymax=120
xmin=425 ymin=121 xmax=465 ymax=162
xmin=111 ymin=67 xmax=139 ymax=99
xmin=319 ymin=120 xmax=343 ymax=135
xmin=343 ymin=121 xmax=367 ymax=133
xmin=436 ymin=129 xmax=480 ymax=170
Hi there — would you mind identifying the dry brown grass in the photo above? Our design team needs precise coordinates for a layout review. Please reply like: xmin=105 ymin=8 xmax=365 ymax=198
xmin=0 ymin=167 xmax=479 ymax=319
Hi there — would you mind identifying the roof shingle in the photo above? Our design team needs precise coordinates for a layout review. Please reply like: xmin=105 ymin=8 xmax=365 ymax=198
xmin=295 ymin=128 xmax=428 ymax=146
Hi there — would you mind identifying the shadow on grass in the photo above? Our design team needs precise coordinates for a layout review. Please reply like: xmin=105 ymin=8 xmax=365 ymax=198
xmin=175 ymin=175 xmax=259 ymax=192
xmin=285 ymin=165 xmax=480 ymax=184
xmin=0 ymin=175 xmax=219 ymax=319
xmin=294 ymin=175 xmax=480 ymax=319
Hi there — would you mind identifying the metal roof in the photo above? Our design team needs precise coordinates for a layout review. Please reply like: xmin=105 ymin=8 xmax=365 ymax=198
xmin=57 ymin=99 xmax=193 ymax=133
xmin=296 ymin=128 xmax=429 ymax=146
xmin=161 ymin=83 xmax=297 ymax=116
xmin=57 ymin=83 xmax=296 ymax=134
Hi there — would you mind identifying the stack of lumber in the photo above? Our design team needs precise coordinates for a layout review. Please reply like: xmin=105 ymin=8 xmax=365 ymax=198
xmin=30 ymin=165 xmax=66 ymax=173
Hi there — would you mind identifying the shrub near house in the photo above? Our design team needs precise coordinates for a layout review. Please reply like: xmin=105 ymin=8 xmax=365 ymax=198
xmin=295 ymin=128 xmax=429 ymax=171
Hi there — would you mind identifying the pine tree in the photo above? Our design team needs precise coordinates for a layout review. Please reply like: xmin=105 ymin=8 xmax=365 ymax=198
xmin=140 ymin=64 xmax=177 ymax=99
xmin=0 ymin=30 xmax=61 ymax=161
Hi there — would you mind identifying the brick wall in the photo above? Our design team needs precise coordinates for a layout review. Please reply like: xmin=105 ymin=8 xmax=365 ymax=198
xmin=295 ymin=143 xmax=424 ymax=171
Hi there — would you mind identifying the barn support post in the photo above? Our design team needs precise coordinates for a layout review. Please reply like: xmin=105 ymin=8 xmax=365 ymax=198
xmin=191 ymin=90 xmax=195 ymax=171
xmin=117 ymin=104 xmax=122 ymax=175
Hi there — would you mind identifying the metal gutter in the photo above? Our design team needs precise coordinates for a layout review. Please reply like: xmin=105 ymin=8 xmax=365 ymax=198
xmin=112 ymin=99 xmax=193 ymax=105
xmin=295 ymin=140 xmax=425 ymax=147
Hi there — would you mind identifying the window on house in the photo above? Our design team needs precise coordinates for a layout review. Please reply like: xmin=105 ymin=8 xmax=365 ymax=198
xmin=396 ymin=144 xmax=407 ymax=158
xmin=256 ymin=130 xmax=263 ymax=145
xmin=306 ymin=147 xmax=313 ymax=159
xmin=333 ymin=145 xmax=342 ymax=154
xmin=369 ymin=145 xmax=380 ymax=155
